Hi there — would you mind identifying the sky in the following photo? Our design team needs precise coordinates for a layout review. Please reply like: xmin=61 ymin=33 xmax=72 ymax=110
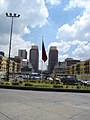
xmin=0 ymin=0 xmax=90 ymax=70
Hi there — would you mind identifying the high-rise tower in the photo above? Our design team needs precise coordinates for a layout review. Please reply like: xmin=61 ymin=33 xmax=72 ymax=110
xmin=18 ymin=49 xmax=27 ymax=59
xmin=29 ymin=46 xmax=39 ymax=72
xmin=48 ymin=46 xmax=58 ymax=73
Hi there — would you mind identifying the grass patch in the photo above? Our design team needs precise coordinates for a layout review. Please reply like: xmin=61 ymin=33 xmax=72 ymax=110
xmin=5 ymin=82 xmax=10 ymax=85
xmin=33 ymin=83 xmax=52 ymax=88
xmin=53 ymin=84 xmax=63 ymax=88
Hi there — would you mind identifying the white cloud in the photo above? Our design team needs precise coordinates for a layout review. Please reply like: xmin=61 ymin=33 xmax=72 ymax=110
xmin=64 ymin=0 xmax=90 ymax=12
xmin=24 ymin=27 xmax=31 ymax=34
xmin=0 ymin=0 xmax=49 ymax=34
xmin=0 ymin=0 xmax=7 ymax=13
xmin=0 ymin=33 xmax=9 ymax=45
xmin=0 ymin=0 xmax=49 ymax=59
xmin=0 ymin=0 xmax=4 ymax=8
xmin=56 ymin=23 xmax=77 ymax=41
xmin=48 ymin=41 xmax=71 ymax=53
xmin=2 ymin=0 xmax=49 ymax=33
xmin=56 ymin=11 xmax=90 ymax=42
xmin=72 ymin=42 xmax=90 ymax=60
xmin=46 ymin=0 xmax=61 ymax=5
xmin=58 ymin=54 xmax=69 ymax=62
xmin=0 ymin=33 xmax=33 ymax=58
xmin=56 ymin=0 xmax=90 ymax=61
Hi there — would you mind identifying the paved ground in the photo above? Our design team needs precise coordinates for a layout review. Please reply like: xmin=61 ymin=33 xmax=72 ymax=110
xmin=0 ymin=89 xmax=90 ymax=120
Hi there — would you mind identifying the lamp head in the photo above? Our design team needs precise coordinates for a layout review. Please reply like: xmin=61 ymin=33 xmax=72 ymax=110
xmin=6 ymin=13 xmax=8 ymax=16
xmin=14 ymin=13 xmax=16 ymax=17
xmin=10 ymin=13 xmax=12 ymax=16
xmin=18 ymin=14 xmax=20 ymax=17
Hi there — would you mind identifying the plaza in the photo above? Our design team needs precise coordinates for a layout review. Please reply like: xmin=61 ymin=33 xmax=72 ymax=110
xmin=0 ymin=89 xmax=90 ymax=120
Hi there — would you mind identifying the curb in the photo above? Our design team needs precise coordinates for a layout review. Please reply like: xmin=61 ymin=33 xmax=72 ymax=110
xmin=0 ymin=85 xmax=90 ymax=93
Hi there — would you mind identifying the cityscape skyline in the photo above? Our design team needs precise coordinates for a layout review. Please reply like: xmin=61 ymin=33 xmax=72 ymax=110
xmin=0 ymin=0 xmax=90 ymax=71
xmin=0 ymin=45 xmax=81 ymax=72
xmin=0 ymin=49 xmax=90 ymax=78
xmin=1 ymin=42 xmax=90 ymax=72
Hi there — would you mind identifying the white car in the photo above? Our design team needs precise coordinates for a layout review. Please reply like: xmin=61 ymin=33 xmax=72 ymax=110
xmin=47 ymin=77 xmax=53 ymax=81
xmin=55 ymin=77 xmax=61 ymax=81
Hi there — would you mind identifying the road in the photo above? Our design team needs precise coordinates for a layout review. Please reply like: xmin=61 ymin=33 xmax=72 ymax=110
xmin=0 ymin=89 xmax=90 ymax=120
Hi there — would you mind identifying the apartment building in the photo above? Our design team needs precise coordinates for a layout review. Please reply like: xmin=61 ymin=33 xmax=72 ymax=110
xmin=0 ymin=55 xmax=7 ymax=72
xmin=65 ymin=59 xmax=90 ymax=80
xmin=0 ymin=55 xmax=21 ymax=78
xmin=53 ymin=58 xmax=80 ymax=76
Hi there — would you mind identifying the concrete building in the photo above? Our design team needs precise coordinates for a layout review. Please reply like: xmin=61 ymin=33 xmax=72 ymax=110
xmin=0 ymin=55 xmax=21 ymax=79
xmin=18 ymin=49 xmax=27 ymax=59
xmin=53 ymin=61 xmax=67 ymax=75
xmin=52 ymin=58 xmax=80 ymax=77
xmin=11 ymin=56 xmax=22 ymax=73
xmin=65 ymin=58 xmax=80 ymax=66
xmin=0 ymin=55 xmax=7 ymax=73
xmin=65 ymin=58 xmax=90 ymax=80
xmin=21 ymin=59 xmax=34 ymax=74
xmin=29 ymin=46 xmax=39 ymax=72
xmin=48 ymin=46 xmax=58 ymax=73
xmin=84 ymin=59 xmax=90 ymax=75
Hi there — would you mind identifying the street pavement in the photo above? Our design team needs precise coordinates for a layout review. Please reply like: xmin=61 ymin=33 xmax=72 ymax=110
xmin=0 ymin=89 xmax=90 ymax=120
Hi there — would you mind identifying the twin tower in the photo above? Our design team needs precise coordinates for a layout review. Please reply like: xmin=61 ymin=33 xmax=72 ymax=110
xmin=18 ymin=46 xmax=58 ymax=73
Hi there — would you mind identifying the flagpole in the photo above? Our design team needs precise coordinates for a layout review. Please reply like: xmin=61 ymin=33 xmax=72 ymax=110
xmin=41 ymin=60 xmax=43 ymax=80
xmin=41 ymin=36 xmax=43 ymax=80
xmin=41 ymin=35 xmax=47 ymax=80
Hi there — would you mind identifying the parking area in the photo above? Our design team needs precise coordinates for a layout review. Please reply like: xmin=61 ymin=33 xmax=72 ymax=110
xmin=0 ymin=89 xmax=90 ymax=120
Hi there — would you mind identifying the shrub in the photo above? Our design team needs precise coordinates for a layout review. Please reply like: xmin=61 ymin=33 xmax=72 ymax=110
xmin=77 ymin=85 xmax=81 ymax=89
xmin=12 ymin=82 xmax=19 ymax=85
xmin=50 ymin=81 xmax=53 ymax=84
xmin=5 ymin=82 xmax=10 ymax=85
xmin=19 ymin=81 xmax=23 ymax=84
xmin=66 ymin=85 xmax=69 ymax=88
xmin=24 ymin=83 xmax=33 ymax=86
xmin=37 ymin=80 xmax=41 ymax=83
xmin=30 ymin=80 xmax=36 ymax=83
xmin=0 ymin=82 xmax=4 ymax=85
xmin=53 ymin=84 xmax=63 ymax=88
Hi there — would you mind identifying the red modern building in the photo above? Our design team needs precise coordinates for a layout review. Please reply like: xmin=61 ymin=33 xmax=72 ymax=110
xmin=48 ymin=46 xmax=58 ymax=73
xmin=29 ymin=46 xmax=39 ymax=72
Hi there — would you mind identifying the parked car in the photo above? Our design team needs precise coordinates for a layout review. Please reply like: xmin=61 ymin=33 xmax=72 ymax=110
xmin=0 ymin=75 xmax=6 ymax=81
xmin=30 ymin=73 xmax=41 ymax=80
xmin=86 ymin=81 xmax=90 ymax=86
xmin=77 ymin=79 xmax=90 ymax=86
xmin=30 ymin=76 xmax=40 ymax=80
xmin=47 ymin=77 xmax=53 ymax=81
xmin=60 ymin=76 xmax=77 ymax=85
xmin=53 ymin=77 xmax=61 ymax=84
xmin=55 ymin=77 xmax=61 ymax=81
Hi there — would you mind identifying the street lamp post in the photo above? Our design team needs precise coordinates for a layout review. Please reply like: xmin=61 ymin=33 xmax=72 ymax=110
xmin=6 ymin=13 xmax=20 ymax=81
